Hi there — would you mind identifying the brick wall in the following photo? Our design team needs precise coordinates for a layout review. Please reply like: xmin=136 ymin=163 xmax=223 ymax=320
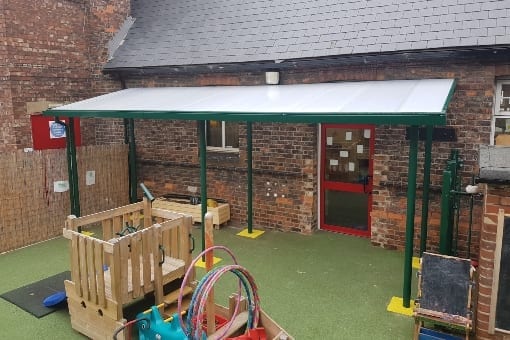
xmin=476 ymin=184 xmax=510 ymax=340
xmin=133 ymin=116 xmax=317 ymax=234
xmin=1 ymin=0 xmax=128 ymax=149
xmin=0 ymin=2 xmax=17 ymax=152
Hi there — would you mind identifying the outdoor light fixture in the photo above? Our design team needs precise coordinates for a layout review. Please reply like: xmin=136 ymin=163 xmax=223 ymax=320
xmin=265 ymin=71 xmax=279 ymax=85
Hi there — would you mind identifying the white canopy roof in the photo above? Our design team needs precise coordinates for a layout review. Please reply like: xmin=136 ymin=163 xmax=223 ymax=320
xmin=46 ymin=79 xmax=456 ymax=125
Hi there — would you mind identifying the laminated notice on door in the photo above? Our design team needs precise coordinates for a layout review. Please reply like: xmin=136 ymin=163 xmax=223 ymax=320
xmin=348 ymin=162 xmax=355 ymax=172
xmin=54 ymin=180 xmax=69 ymax=193
xmin=327 ymin=137 xmax=333 ymax=145
xmin=364 ymin=129 xmax=371 ymax=138
xmin=357 ymin=145 xmax=364 ymax=153
xmin=340 ymin=151 xmax=349 ymax=158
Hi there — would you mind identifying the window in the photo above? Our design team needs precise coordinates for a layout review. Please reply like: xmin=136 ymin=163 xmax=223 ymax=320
xmin=206 ymin=120 xmax=239 ymax=151
xmin=494 ymin=80 xmax=510 ymax=145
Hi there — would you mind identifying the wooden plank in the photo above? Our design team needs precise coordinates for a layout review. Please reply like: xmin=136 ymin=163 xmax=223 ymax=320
xmin=141 ymin=228 xmax=152 ymax=294
xmin=183 ymin=216 xmax=194 ymax=281
xmin=132 ymin=210 xmax=140 ymax=230
xmin=94 ymin=241 xmax=107 ymax=308
xmin=103 ymin=219 xmax=113 ymax=241
xmin=119 ymin=237 xmax=130 ymax=302
xmin=86 ymin=238 xmax=98 ymax=304
xmin=78 ymin=236 xmax=89 ymax=301
xmin=153 ymin=225 xmax=164 ymax=304
xmin=67 ymin=202 xmax=144 ymax=228
xmin=170 ymin=225 xmax=179 ymax=258
xmin=66 ymin=215 xmax=78 ymax=231
xmin=143 ymin=197 xmax=152 ymax=229
xmin=109 ymin=241 xmax=121 ymax=309
xmin=113 ymin=216 xmax=122 ymax=236
xmin=131 ymin=233 xmax=141 ymax=299
xmin=151 ymin=207 xmax=184 ymax=220
xmin=71 ymin=234 xmax=82 ymax=297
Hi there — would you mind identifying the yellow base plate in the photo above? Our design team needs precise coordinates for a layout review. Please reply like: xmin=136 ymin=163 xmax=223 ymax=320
xmin=195 ymin=256 xmax=222 ymax=268
xmin=237 ymin=228 xmax=265 ymax=239
xmin=387 ymin=296 xmax=414 ymax=316
xmin=81 ymin=231 xmax=95 ymax=236
xmin=412 ymin=256 xmax=421 ymax=269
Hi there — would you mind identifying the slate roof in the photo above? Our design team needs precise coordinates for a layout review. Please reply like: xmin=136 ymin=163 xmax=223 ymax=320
xmin=105 ymin=0 xmax=510 ymax=70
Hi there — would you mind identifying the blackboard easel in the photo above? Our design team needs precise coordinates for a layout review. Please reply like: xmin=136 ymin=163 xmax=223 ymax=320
xmin=413 ymin=252 xmax=474 ymax=340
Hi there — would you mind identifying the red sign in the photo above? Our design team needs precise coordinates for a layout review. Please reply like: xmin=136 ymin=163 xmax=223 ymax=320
xmin=30 ymin=114 xmax=81 ymax=150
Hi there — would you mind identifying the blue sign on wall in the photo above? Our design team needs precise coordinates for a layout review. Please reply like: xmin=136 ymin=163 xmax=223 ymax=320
xmin=49 ymin=121 xmax=66 ymax=139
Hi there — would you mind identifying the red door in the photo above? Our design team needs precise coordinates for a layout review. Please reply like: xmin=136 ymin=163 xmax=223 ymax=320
xmin=321 ymin=124 xmax=374 ymax=237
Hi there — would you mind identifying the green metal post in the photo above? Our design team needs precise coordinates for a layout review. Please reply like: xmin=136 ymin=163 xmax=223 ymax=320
xmin=439 ymin=170 xmax=452 ymax=255
xmin=199 ymin=120 xmax=207 ymax=253
xmin=403 ymin=126 xmax=419 ymax=308
xmin=419 ymin=126 xmax=433 ymax=255
xmin=69 ymin=118 xmax=80 ymax=217
xmin=65 ymin=121 xmax=74 ymax=215
xmin=247 ymin=121 xmax=253 ymax=233
xmin=128 ymin=118 xmax=138 ymax=203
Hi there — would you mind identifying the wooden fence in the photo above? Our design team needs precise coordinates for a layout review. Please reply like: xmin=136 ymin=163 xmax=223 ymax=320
xmin=0 ymin=144 xmax=129 ymax=253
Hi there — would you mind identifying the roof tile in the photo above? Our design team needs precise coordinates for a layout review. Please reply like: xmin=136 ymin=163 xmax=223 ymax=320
xmin=105 ymin=0 xmax=510 ymax=69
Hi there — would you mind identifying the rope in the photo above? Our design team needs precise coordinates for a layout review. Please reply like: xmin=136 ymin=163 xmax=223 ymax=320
xmin=177 ymin=246 xmax=261 ymax=340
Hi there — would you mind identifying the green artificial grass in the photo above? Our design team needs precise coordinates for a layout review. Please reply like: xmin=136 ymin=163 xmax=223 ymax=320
xmin=0 ymin=227 xmax=415 ymax=339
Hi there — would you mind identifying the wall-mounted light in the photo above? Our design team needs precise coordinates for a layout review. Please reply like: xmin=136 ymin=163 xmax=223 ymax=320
xmin=265 ymin=71 xmax=279 ymax=85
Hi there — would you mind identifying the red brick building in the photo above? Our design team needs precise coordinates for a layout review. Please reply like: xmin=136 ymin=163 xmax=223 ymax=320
xmin=0 ymin=0 xmax=129 ymax=152
xmin=4 ymin=1 xmax=510 ymax=337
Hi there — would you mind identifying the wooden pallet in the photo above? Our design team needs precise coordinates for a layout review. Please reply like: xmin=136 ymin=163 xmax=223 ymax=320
xmin=153 ymin=198 xmax=230 ymax=229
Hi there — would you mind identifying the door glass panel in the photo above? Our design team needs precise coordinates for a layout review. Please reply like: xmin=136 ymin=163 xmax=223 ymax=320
xmin=324 ymin=190 xmax=368 ymax=231
xmin=324 ymin=128 xmax=370 ymax=184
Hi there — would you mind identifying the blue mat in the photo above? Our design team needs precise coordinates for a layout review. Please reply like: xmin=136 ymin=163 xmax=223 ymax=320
xmin=0 ymin=271 xmax=70 ymax=318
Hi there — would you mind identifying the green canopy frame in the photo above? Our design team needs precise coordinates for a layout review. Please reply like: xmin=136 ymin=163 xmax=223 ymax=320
xmin=44 ymin=79 xmax=456 ymax=307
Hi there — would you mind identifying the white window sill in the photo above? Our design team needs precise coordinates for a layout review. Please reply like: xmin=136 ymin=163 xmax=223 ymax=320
xmin=206 ymin=146 xmax=239 ymax=153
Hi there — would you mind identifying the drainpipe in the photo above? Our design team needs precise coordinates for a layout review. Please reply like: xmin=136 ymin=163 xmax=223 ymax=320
xmin=119 ymin=76 xmax=138 ymax=203
xmin=403 ymin=126 xmax=419 ymax=308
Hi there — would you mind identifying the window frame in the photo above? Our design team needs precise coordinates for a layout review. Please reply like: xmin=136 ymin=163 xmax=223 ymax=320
xmin=492 ymin=80 xmax=510 ymax=145
xmin=206 ymin=120 xmax=239 ymax=153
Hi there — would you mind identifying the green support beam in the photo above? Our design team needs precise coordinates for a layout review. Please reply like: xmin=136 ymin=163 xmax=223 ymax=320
xmin=199 ymin=120 xmax=207 ymax=253
xmin=419 ymin=126 xmax=433 ymax=255
xmin=439 ymin=170 xmax=453 ymax=255
xmin=65 ymin=118 xmax=80 ymax=218
xmin=403 ymin=126 xmax=419 ymax=308
xmin=247 ymin=121 xmax=253 ymax=233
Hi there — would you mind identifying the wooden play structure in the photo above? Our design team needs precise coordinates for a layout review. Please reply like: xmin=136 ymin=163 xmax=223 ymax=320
xmin=63 ymin=198 xmax=195 ymax=340
xmin=153 ymin=195 xmax=230 ymax=229
xmin=134 ymin=213 xmax=293 ymax=340
xmin=414 ymin=252 xmax=475 ymax=340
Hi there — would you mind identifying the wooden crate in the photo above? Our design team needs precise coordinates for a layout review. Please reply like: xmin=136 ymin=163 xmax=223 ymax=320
xmin=153 ymin=198 xmax=230 ymax=228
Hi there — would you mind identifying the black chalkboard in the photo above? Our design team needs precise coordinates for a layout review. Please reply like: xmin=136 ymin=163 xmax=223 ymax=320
xmin=420 ymin=252 xmax=471 ymax=316
xmin=496 ymin=217 xmax=510 ymax=330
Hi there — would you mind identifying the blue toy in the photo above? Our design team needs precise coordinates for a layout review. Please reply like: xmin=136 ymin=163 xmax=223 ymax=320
xmin=137 ymin=306 xmax=189 ymax=340
xmin=43 ymin=291 xmax=66 ymax=307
